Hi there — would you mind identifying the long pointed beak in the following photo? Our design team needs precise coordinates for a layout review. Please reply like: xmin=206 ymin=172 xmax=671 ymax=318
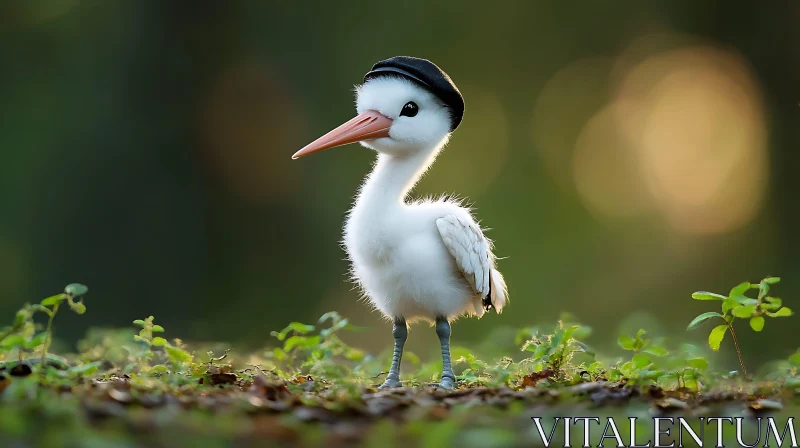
xmin=292 ymin=110 xmax=392 ymax=159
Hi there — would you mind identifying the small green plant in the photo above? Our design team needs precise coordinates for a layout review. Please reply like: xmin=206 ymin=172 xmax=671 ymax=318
xmin=609 ymin=329 xmax=710 ymax=390
xmin=783 ymin=349 xmax=800 ymax=391
xmin=687 ymin=276 xmax=792 ymax=379
xmin=659 ymin=345 xmax=709 ymax=391
xmin=452 ymin=350 xmax=526 ymax=387
xmin=38 ymin=283 xmax=89 ymax=371
xmin=267 ymin=311 xmax=367 ymax=380
xmin=0 ymin=283 xmax=88 ymax=373
xmin=519 ymin=315 xmax=593 ymax=379
xmin=613 ymin=329 xmax=668 ymax=384
xmin=132 ymin=316 xmax=193 ymax=373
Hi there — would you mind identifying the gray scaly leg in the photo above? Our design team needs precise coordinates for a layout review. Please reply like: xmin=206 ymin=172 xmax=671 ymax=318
xmin=380 ymin=317 xmax=407 ymax=388
xmin=435 ymin=317 xmax=455 ymax=390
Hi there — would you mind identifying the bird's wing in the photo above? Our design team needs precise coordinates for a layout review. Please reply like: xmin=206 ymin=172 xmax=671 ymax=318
xmin=436 ymin=214 xmax=490 ymax=296
xmin=436 ymin=214 xmax=507 ymax=313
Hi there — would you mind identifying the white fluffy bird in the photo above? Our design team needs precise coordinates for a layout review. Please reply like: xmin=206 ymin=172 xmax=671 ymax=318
xmin=292 ymin=56 xmax=507 ymax=389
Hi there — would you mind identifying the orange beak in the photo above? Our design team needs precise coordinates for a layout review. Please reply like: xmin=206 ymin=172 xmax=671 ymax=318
xmin=292 ymin=110 xmax=392 ymax=159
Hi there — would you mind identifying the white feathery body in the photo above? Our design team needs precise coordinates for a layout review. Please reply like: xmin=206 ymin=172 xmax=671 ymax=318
xmin=343 ymin=77 xmax=507 ymax=322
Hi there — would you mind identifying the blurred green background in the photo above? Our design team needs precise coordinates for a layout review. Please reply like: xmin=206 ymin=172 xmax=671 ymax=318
xmin=1 ymin=1 xmax=798 ymax=368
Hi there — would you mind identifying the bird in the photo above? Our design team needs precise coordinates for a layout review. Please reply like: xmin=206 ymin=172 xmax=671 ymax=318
xmin=292 ymin=56 xmax=507 ymax=389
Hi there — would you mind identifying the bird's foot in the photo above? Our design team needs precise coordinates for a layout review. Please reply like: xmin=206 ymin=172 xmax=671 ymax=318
xmin=379 ymin=377 xmax=402 ymax=389
xmin=429 ymin=376 xmax=455 ymax=390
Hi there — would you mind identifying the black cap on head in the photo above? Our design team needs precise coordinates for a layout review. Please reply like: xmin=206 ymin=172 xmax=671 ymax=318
xmin=364 ymin=56 xmax=464 ymax=132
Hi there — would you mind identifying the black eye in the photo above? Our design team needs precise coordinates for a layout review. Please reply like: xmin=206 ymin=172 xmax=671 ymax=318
xmin=400 ymin=101 xmax=419 ymax=117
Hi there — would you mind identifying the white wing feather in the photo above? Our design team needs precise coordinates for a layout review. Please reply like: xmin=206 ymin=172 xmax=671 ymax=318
xmin=436 ymin=214 xmax=507 ymax=313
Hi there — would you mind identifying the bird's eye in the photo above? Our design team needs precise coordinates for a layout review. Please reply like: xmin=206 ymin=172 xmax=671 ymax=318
xmin=400 ymin=101 xmax=419 ymax=117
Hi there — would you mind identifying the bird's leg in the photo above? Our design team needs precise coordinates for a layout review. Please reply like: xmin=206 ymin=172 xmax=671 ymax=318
xmin=380 ymin=317 xmax=407 ymax=388
xmin=435 ymin=317 xmax=456 ymax=390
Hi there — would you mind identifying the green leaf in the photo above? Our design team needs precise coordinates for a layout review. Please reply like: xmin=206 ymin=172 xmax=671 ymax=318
xmin=164 ymin=345 xmax=193 ymax=364
xmin=150 ymin=365 xmax=169 ymax=374
xmin=764 ymin=277 xmax=781 ymax=285
xmin=284 ymin=335 xmax=320 ymax=352
xmin=151 ymin=337 xmax=167 ymax=347
xmin=68 ymin=362 xmax=101 ymax=376
xmin=789 ymin=350 xmax=800 ymax=365
xmin=708 ymin=325 xmax=728 ymax=351
xmin=620 ymin=361 xmax=635 ymax=376
xmin=632 ymin=353 xmax=651 ymax=368
xmin=40 ymin=294 xmax=65 ymax=306
xmin=23 ymin=333 xmax=47 ymax=349
xmin=550 ymin=332 xmax=564 ymax=349
xmin=767 ymin=307 xmax=793 ymax=318
xmin=729 ymin=282 xmax=752 ymax=297
xmin=732 ymin=305 xmax=756 ymax=318
xmin=151 ymin=325 xmax=165 ymax=333
xmin=273 ymin=322 xmax=316 ymax=341
xmin=686 ymin=312 xmax=723 ymax=330
xmin=1 ymin=334 xmax=27 ymax=348
xmin=271 ymin=347 xmax=287 ymax=361
xmin=732 ymin=296 xmax=758 ymax=306
xmin=133 ymin=320 xmax=146 ymax=327
xmin=722 ymin=297 xmax=737 ymax=315
xmin=13 ymin=310 xmax=29 ymax=327
xmin=687 ymin=357 xmax=708 ymax=370
xmin=749 ymin=316 xmax=765 ymax=332
xmin=617 ymin=335 xmax=635 ymax=351
xmin=639 ymin=369 xmax=663 ymax=381
xmin=763 ymin=297 xmax=782 ymax=311
xmin=64 ymin=283 xmax=88 ymax=297
xmin=531 ymin=344 xmax=549 ymax=359
xmin=643 ymin=345 xmax=668 ymax=357
xmin=684 ymin=369 xmax=699 ymax=380
xmin=692 ymin=292 xmax=726 ymax=301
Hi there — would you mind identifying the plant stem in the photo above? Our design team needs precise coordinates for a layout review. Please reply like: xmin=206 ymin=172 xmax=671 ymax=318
xmin=725 ymin=321 xmax=750 ymax=380
xmin=40 ymin=302 xmax=59 ymax=373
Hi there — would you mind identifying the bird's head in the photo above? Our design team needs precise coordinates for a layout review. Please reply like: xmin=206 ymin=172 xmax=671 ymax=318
xmin=292 ymin=56 xmax=464 ymax=159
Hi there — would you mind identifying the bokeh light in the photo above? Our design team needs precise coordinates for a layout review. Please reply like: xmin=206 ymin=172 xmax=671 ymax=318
xmin=620 ymin=46 xmax=768 ymax=234
xmin=538 ymin=33 xmax=770 ymax=235
xmin=572 ymin=103 xmax=654 ymax=219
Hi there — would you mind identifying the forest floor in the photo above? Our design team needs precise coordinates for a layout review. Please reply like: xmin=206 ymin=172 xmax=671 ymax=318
xmin=1 ymin=281 xmax=799 ymax=447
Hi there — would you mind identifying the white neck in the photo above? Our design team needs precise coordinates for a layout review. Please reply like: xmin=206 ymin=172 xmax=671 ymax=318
xmin=354 ymin=145 xmax=442 ymax=213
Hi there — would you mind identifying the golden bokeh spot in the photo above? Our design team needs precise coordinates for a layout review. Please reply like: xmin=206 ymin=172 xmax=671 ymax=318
xmin=565 ymin=34 xmax=769 ymax=235
xmin=616 ymin=46 xmax=768 ymax=234
xmin=572 ymin=104 xmax=653 ymax=219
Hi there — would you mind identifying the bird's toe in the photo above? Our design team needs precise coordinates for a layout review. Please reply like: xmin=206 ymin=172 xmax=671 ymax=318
xmin=379 ymin=378 xmax=402 ymax=389
xmin=436 ymin=377 xmax=455 ymax=390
